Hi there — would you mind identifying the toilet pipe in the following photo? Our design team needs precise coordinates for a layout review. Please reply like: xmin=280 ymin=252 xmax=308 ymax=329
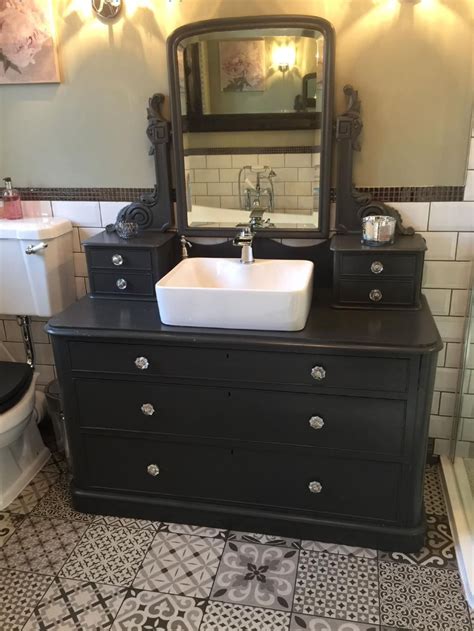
xmin=16 ymin=315 xmax=35 ymax=368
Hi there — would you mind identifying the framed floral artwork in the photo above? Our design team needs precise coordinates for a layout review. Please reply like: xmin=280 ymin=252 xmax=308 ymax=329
xmin=219 ymin=39 xmax=265 ymax=92
xmin=0 ymin=0 xmax=60 ymax=85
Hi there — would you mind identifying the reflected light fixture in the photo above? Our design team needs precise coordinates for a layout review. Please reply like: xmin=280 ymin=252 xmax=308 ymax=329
xmin=273 ymin=44 xmax=296 ymax=73
xmin=92 ymin=0 xmax=122 ymax=19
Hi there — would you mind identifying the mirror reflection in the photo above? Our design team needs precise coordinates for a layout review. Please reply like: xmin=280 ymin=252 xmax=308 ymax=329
xmin=176 ymin=26 xmax=328 ymax=231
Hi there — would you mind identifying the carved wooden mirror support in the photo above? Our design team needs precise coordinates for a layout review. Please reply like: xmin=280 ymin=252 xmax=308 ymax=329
xmin=335 ymin=85 xmax=414 ymax=236
xmin=113 ymin=94 xmax=173 ymax=232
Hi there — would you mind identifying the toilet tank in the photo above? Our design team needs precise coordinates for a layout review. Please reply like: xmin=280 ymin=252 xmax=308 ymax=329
xmin=0 ymin=218 xmax=75 ymax=317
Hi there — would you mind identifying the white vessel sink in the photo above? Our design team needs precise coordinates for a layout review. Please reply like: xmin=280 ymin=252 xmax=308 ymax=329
xmin=156 ymin=257 xmax=314 ymax=331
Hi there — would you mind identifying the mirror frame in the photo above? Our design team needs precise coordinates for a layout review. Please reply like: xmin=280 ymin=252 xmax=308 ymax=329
xmin=168 ymin=15 xmax=335 ymax=239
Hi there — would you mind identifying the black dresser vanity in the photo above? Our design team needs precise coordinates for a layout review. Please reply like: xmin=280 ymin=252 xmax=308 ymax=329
xmin=47 ymin=15 xmax=441 ymax=552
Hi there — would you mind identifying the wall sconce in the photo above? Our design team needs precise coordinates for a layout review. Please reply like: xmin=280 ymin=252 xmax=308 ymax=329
xmin=92 ymin=0 xmax=122 ymax=19
xmin=273 ymin=44 xmax=296 ymax=73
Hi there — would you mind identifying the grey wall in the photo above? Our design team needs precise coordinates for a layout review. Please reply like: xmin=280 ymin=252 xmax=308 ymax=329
xmin=0 ymin=0 xmax=472 ymax=188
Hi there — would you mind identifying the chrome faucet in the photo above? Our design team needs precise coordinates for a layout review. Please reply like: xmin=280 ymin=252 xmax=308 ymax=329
xmin=233 ymin=227 xmax=254 ymax=264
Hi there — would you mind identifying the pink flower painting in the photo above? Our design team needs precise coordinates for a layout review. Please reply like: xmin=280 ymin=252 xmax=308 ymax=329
xmin=219 ymin=39 xmax=265 ymax=92
xmin=0 ymin=0 xmax=60 ymax=84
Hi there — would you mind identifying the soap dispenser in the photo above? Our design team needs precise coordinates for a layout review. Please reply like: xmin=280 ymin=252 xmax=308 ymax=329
xmin=2 ymin=177 xmax=23 ymax=220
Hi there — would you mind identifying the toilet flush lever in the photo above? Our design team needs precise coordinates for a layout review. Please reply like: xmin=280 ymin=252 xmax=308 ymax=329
xmin=25 ymin=242 xmax=48 ymax=255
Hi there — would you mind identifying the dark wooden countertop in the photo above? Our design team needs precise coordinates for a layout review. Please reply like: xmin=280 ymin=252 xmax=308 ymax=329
xmin=47 ymin=289 xmax=442 ymax=355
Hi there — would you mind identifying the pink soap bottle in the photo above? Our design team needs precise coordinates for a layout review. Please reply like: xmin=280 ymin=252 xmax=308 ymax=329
xmin=3 ymin=177 xmax=23 ymax=220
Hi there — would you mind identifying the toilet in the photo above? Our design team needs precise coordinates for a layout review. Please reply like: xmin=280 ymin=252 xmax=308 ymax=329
xmin=0 ymin=217 xmax=75 ymax=509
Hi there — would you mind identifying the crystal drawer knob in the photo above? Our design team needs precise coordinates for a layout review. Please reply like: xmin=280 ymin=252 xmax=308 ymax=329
xmin=112 ymin=254 xmax=123 ymax=266
xmin=311 ymin=365 xmax=326 ymax=381
xmin=309 ymin=415 xmax=324 ymax=430
xmin=135 ymin=356 xmax=149 ymax=370
xmin=370 ymin=260 xmax=383 ymax=274
xmin=116 ymin=278 xmax=127 ymax=290
xmin=147 ymin=464 xmax=160 ymax=477
xmin=308 ymin=480 xmax=322 ymax=494
xmin=369 ymin=288 xmax=382 ymax=302
xmin=141 ymin=403 xmax=155 ymax=416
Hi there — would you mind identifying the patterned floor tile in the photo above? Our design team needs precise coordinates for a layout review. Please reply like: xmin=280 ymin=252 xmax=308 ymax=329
xmin=6 ymin=467 xmax=59 ymax=515
xmin=291 ymin=613 xmax=380 ymax=629
xmin=0 ymin=568 xmax=52 ymax=630
xmin=379 ymin=514 xmax=456 ymax=568
xmin=112 ymin=589 xmax=206 ymax=630
xmin=134 ymin=531 xmax=224 ymax=598
xmin=156 ymin=521 xmax=227 ymax=539
xmin=23 ymin=576 xmax=127 ymax=630
xmin=424 ymin=464 xmax=446 ymax=515
xmin=293 ymin=550 xmax=379 ymax=625
xmin=228 ymin=529 xmax=301 ymax=549
xmin=201 ymin=601 xmax=291 ymax=630
xmin=379 ymin=561 xmax=471 ymax=630
xmin=211 ymin=540 xmax=299 ymax=611
xmin=60 ymin=523 xmax=153 ymax=587
xmin=92 ymin=514 xmax=158 ymax=531
xmin=31 ymin=476 xmax=95 ymax=522
xmin=0 ymin=512 xmax=23 ymax=548
xmin=301 ymin=540 xmax=377 ymax=559
xmin=0 ymin=515 xmax=87 ymax=576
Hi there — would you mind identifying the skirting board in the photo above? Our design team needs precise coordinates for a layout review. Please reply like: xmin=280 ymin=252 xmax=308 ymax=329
xmin=440 ymin=455 xmax=474 ymax=607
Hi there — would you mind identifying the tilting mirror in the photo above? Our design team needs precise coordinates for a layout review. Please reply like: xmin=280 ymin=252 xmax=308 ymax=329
xmin=168 ymin=16 xmax=334 ymax=237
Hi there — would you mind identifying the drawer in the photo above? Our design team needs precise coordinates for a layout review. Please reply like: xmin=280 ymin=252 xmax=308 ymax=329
xmin=86 ymin=247 xmax=152 ymax=271
xmin=339 ymin=253 xmax=417 ymax=278
xmin=89 ymin=271 xmax=155 ymax=297
xmin=75 ymin=379 xmax=407 ymax=456
xmin=68 ymin=342 xmax=410 ymax=393
xmin=82 ymin=434 xmax=401 ymax=522
xmin=338 ymin=279 xmax=416 ymax=307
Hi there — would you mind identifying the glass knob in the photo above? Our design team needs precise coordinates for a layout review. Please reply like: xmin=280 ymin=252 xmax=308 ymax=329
xmin=370 ymin=260 xmax=383 ymax=274
xmin=311 ymin=365 xmax=326 ymax=381
xmin=141 ymin=403 xmax=155 ymax=416
xmin=309 ymin=415 xmax=324 ymax=430
xmin=116 ymin=278 xmax=127 ymax=290
xmin=369 ymin=289 xmax=382 ymax=302
xmin=308 ymin=480 xmax=322 ymax=494
xmin=135 ymin=356 xmax=149 ymax=370
xmin=147 ymin=464 xmax=160 ymax=477
xmin=112 ymin=254 xmax=123 ymax=266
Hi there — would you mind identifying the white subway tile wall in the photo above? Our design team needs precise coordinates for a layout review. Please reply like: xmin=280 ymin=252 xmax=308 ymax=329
xmin=185 ymin=154 xmax=320 ymax=214
xmin=1 ymin=136 xmax=473 ymax=451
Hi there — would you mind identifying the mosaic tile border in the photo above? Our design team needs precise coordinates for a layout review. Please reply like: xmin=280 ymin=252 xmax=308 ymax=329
xmin=184 ymin=146 xmax=321 ymax=155
xmin=18 ymin=185 xmax=465 ymax=203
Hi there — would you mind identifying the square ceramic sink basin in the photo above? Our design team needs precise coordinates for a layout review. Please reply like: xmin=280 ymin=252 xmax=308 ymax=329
xmin=156 ymin=257 xmax=314 ymax=331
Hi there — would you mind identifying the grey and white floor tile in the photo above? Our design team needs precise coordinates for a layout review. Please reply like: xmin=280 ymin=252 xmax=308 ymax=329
xmin=0 ymin=511 xmax=23 ymax=547
xmin=60 ymin=522 xmax=154 ymax=586
xmin=6 ymin=466 xmax=59 ymax=515
xmin=228 ymin=529 xmax=301 ymax=548
xmin=201 ymin=601 xmax=291 ymax=630
xmin=290 ymin=613 xmax=380 ymax=630
xmin=111 ymin=589 xmax=207 ymax=630
xmin=23 ymin=576 xmax=127 ymax=630
xmin=0 ymin=568 xmax=53 ymax=630
xmin=300 ymin=540 xmax=377 ymax=559
xmin=424 ymin=464 xmax=447 ymax=515
xmin=0 ymin=515 xmax=88 ymax=576
xmin=31 ymin=475 xmax=95 ymax=522
xmin=211 ymin=540 xmax=299 ymax=611
xmin=378 ymin=513 xmax=456 ymax=568
xmin=293 ymin=550 xmax=379 ymax=625
xmin=92 ymin=513 xmax=158 ymax=531
xmin=378 ymin=561 xmax=471 ymax=631
xmin=134 ymin=531 xmax=225 ymax=598
xmin=156 ymin=521 xmax=227 ymax=539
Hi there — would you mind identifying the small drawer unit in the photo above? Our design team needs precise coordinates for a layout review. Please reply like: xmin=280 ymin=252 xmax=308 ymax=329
xmin=331 ymin=234 xmax=426 ymax=310
xmin=84 ymin=231 xmax=177 ymax=300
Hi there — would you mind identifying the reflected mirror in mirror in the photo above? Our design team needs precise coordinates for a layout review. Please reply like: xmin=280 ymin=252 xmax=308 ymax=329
xmin=169 ymin=17 xmax=334 ymax=236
